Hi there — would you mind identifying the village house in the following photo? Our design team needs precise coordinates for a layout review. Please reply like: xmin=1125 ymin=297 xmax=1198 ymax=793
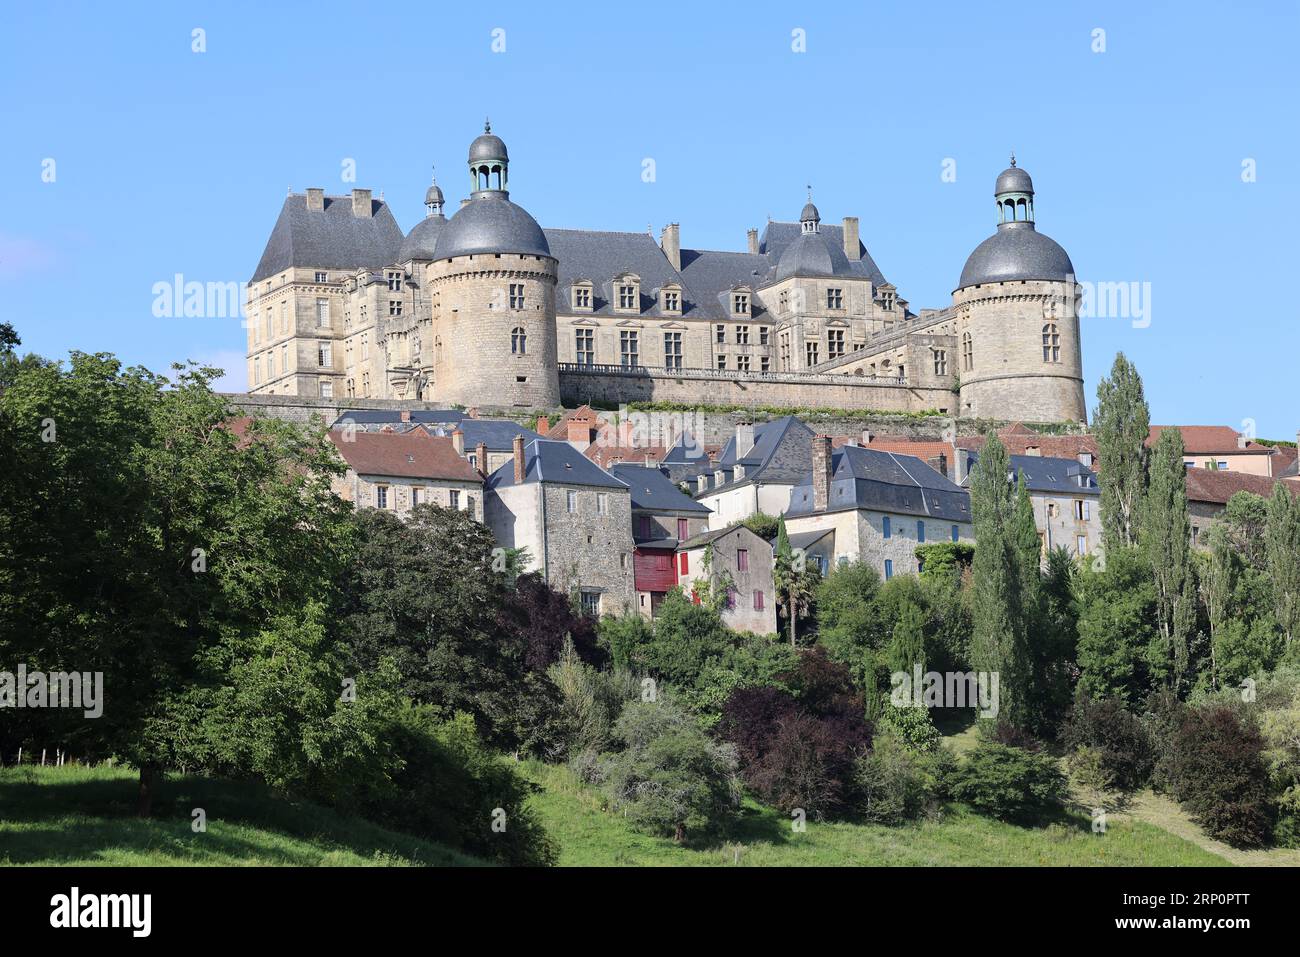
xmin=696 ymin=417 xmax=815 ymax=529
xmin=327 ymin=427 xmax=484 ymax=519
xmin=676 ymin=524 xmax=778 ymax=635
xmin=484 ymin=437 xmax=635 ymax=617
xmin=784 ymin=436 xmax=973 ymax=579
xmin=1184 ymin=467 xmax=1299 ymax=547
xmin=609 ymin=462 xmax=712 ymax=619
xmin=1149 ymin=425 xmax=1284 ymax=477
xmin=956 ymin=452 xmax=1101 ymax=559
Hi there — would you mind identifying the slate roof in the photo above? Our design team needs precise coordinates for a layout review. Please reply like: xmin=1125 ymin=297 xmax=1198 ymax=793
xmin=331 ymin=409 xmax=464 ymax=427
xmin=251 ymin=193 xmax=404 ymax=283
xmin=758 ymin=220 xmax=889 ymax=287
xmin=958 ymin=222 xmax=1074 ymax=289
xmin=397 ymin=213 xmax=447 ymax=262
xmin=786 ymin=444 xmax=971 ymax=522
xmin=787 ymin=528 xmax=835 ymax=552
xmin=678 ymin=524 xmax=771 ymax=552
xmin=957 ymin=453 xmax=1098 ymax=494
xmin=328 ymin=429 xmax=481 ymax=482
xmin=486 ymin=439 xmax=628 ymax=490
xmin=425 ymin=419 xmax=544 ymax=451
xmin=609 ymin=464 xmax=710 ymax=514
xmin=704 ymin=416 xmax=816 ymax=492
xmin=434 ymin=193 xmax=551 ymax=260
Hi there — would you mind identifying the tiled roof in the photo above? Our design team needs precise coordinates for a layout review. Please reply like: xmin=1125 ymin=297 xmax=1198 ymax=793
xmin=486 ymin=439 xmax=628 ymax=490
xmin=609 ymin=464 xmax=710 ymax=514
xmin=252 ymin=193 xmax=404 ymax=283
xmin=1184 ymin=467 xmax=1297 ymax=506
xmin=833 ymin=435 xmax=955 ymax=465
xmin=956 ymin=425 xmax=1098 ymax=463
xmin=328 ymin=428 xmax=481 ymax=482
xmin=1148 ymin=425 xmax=1271 ymax=456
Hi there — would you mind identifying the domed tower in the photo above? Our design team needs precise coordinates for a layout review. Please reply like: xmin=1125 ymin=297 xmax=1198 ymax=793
xmin=396 ymin=169 xmax=447 ymax=264
xmin=427 ymin=122 xmax=559 ymax=409
xmin=954 ymin=157 xmax=1085 ymax=423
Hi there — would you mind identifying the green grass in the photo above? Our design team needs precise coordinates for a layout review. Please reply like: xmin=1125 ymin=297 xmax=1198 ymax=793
xmin=0 ymin=764 xmax=484 ymax=867
xmin=521 ymin=761 xmax=1228 ymax=867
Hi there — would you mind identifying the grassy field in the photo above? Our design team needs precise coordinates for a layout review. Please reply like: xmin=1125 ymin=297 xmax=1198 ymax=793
xmin=521 ymin=761 xmax=1229 ymax=867
xmin=0 ymin=764 xmax=482 ymax=866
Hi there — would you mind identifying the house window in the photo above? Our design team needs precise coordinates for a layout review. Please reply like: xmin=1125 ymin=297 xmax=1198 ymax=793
xmin=1076 ymin=535 xmax=1088 ymax=555
xmin=1217 ymin=461 xmax=1229 ymax=470
xmin=567 ymin=490 xmax=578 ymax=513
xmin=805 ymin=342 xmax=819 ymax=366
xmin=951 ymin=525 xmax=959 ymax=542
xmin=575 ymin=329 xmax=594 ymax=365
xmin=883 ymin=516 xmax=891 ymax=539
xmin=733 ymin=293 xmax=749 ymax=316
xmin=884 ymin=559 xmax=893 ymax=580
xmin=677 ymin=518 xmax=688 ymax=540
xmin=509 ymin=283 xmax=525 ymax=309
xmin=1074 ymin=500 xmax=1090 ymax=521
xmin=450 ymin=490 xmax=460 ymax=509
xmin=618 ymin=284 xmax=637 ymax=310
xmin=386 ymin=271 xmax=403 ymax=291
xmin=573 ymin=285 xmax=591 ymax=309
xmin=580 ymin=591 xmax=601 ymax=618
xmin=827 ymin=329 xmax=845 ymax=359
xmin=917 ymin=520 xmax=925 ymax=543
xmin=678 ymin=552 xmax=689 ymax=575
xmin=638 ymin=516 xmax=653 ymax=538
xmin=319 ymin=378 xmax=332 ymax=399
xmin=412 ymin=487 xmax=421 ymax=506
xmin=754 ymin=590 xmax=765 ymax=611
xmin=376 ymin=485 xmax=389 ymax=509
xmin=716 ymin=324 xmax=726 ymax=344
xmin=827 ymin=288 xmax=843 ymax=309
xmin=737 ymin=548 xmax=749 ymax=572
xmin=933 ymin=349 xmax=947 ymax=375
xmin=663 ymin=290 xmax=679 ymax=312
xmin=466 ymin=495 xmax=475 ymax=516
xmin=318 ymin=342 xmax=332 ymax=367
xmin=316 ymin=298 xmax=330 ymax=328
xmin=597 ymin=492 xmax=608 ymax=514
xmin=1042 ymin=323 xmax=1060 ymax=362
xmin=620 ymin=330 xmax=639 ymax=368
xmin=663 ymin=332 xmax=682 ymax=370
xmin=512 ymin=326 xmax=527 ymax=354
xmin=961 ymin=332 xmax=973 ymax=371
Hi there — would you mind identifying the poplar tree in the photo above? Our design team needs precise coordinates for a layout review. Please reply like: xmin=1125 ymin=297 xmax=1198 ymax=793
xmin=969 ymin=435 xmax=1031 ymax=728
xmin=1094 ymin=353 xmax=1150 ymax=552
xmin=1265 ymin=482 xmax=1300 ymax=651
xmin=1140 ymin=427 xmax=1195 ymax=688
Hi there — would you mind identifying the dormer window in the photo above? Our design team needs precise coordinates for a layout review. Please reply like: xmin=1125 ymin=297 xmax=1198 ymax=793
xmin=572 ymin=281 xmax=593 ymax=311
xmin=386 ymin=271 xmax=403 ymax=292
xmin=660 ymin=285 xmax=681 ymax=314
xmin=615 ymin=275 xmax=641 ymax=312
xmin=732 ymin=292 xmax=750 ymax=316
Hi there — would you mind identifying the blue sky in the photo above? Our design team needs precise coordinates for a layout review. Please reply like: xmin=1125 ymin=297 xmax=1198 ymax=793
xmin=3 ymin=1 xmax=1297 ymax=437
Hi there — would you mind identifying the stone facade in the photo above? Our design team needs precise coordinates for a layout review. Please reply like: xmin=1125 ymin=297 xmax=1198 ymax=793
xmin=334 ymin=472 xmax=482 ymax=521
xmin=677 ymin=526 xmax=777 ymax=635
xmin=783 ymin=507 xmax=974 ymax=580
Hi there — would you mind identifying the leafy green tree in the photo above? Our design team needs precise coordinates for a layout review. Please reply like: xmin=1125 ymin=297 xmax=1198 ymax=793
xmin=949 ymin=741 xmax=1069 ymax=822
xmin=888 ymin=600 xmax=926 ymax=676
xmin=1074 ymin=546 xmax=1158 ymax=706
xmin=1140 ymin=427 xmax=1196 ymax=688
xmin=1224 ymin=490 xmax=1269 ymax=568
xmin=968 ymin=435 xmax=1033 ymax=728
xmin=640 ymin=588 xmax=732 ymax=686
xmin=1265 ymin=482 xmax=1300 ymax=654
xmin=1094 ymin=352 xmax=1150 ymax=552
xmin=740 ymin=512 xmax=781 ymax=540
xmin=773 ymin=515 xmax=817 ymax=646
xmin=597 ymin=611 xmax=655 ymax=672
xmin=1199 ymin=524 xmax=1236 ymax=691
xmin=915 ymin=541 xmax=975 ymax=578
xmin=814 ymin=560 xmax=883 ymax=678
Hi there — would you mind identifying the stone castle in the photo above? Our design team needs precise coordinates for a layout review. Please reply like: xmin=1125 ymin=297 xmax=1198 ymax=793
xmin=245 ymin=124 xmax=1085 ymax=423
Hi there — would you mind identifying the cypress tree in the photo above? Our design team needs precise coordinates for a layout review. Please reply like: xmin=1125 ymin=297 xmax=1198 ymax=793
xmin=1140 ymin=427 xmax=1195 ymax=688
xmin=1265 ymin=482 xmax=1300 ymax=652
xmin=1094 ymin=353 xmax=1150 ymax=553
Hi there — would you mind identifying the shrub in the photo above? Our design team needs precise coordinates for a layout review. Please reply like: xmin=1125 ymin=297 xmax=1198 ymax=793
xmin=548 ymin=638 xmax=638 ymax=758
xmin=595 ymin=698 xmax=740 ymax=842
xmin=1067 ymin=745 xmax=1117 ymax=812
xmin=878 ymin=702 xmax=941 ymax=754
xmin=949 ymin=742 xmax=1069 ymax=822
xmin=1063 ymin=696 xmax=1157 ymax=790
xmin=745 ymin=711 xmax=863 ymax=819
xmin=854 ymin=732 xmax=947 ymax=824
xmin=1160 ymin=704 xmax=1273 ymax=848
xmin=988 ymin=722 xmax=1044 ymax=752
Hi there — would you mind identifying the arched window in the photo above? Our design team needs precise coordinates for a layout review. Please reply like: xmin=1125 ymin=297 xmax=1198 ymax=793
xmin=1042 ymin=323 xmax=1060 ymax=362
xmin=512 ymin=326 xmax=526 ymax=355
xmin=961 ymin=332 xmax=973 ymax=371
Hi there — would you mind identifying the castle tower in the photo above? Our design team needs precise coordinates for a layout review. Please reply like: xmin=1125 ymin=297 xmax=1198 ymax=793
xmin=953 ymin=157 xmax=1085 ymax=423
xmin=426 ymin=122 xmax=560 ymax=409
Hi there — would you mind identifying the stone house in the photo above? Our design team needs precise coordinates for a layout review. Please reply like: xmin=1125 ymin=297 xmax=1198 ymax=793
xmin=328 ymin=427 xmax=484 ymax=519
xmin=1184 ymin=467 xmax=1299 ymax=548
xmin=783 ymin=436 xmax=973 ymax=580
xmin=956 ymin=453 xmax=1101 ymax=560
xmin=484 ymin=436 xmax=635 ymax=617
xmin=676 ymin=525 xmax=777 ymax=635
xmin=1149 ymin=425 xmax=1281 ymax=477
xmin=609 ymin=462 xmax=712 ymax=619
xmin=696 ymin=417 xmax=815 ymax=529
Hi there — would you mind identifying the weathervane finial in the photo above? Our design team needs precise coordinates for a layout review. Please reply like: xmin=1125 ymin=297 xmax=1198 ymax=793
xmin=1010 ymin=151 xmax=1016 ymax=167
xmin=806 ymin=183 xmax=813 ymax=201
xmin=484 ymin=117 xmax=492 ymax=133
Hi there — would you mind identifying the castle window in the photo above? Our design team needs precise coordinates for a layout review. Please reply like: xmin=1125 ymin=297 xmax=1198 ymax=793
xmin=346 ymin=377 xmax=355 ymax=397
xmin=1042 ymin=323 xmax=1060 ymax=362
xmin=511 ymin=326 xmax=526 ymax=355
xmin=805 ymin=342 xmax=819 ymax=366
xmin=827 ymin=329 xmax=845 ymax=359
xmin=778 ymin=290 xmax=789 ymax=313
xmin=317 ymin=342 xmax=332 ymax=367
xmin=662 ymin=289 xmax=680 ymax=312
xmin=717 ymin=354 xmax=727 ymax=371
xmin=316 ymin=298 xmax=329 ymax=328
xmin=279 ymin=301 xmax=288 ymax=334
xmin=759 ymin=326 xmax=769 ymax=345
xmin=732 ymin=293 xmax=749 ymax=316
xmin=597 ymin=492 xmax=607 ymax=515
xmin=663 ymin=332 xmax=682 ymax=370
xmin=575 ymin=329 xmax=594 ymax=365
xmin=389 ymin=300 xmax=402 ymax=317
xmin=386 ymin=271 xmax=403 ymax=292
xmin=253 ymin=356 xmax=261 ymax=385
xmin=573 ymin=285 xmax=592 ymax=309
xmin=282 ymin=344 xmax=289 ymax=372
xmin=509 ymin=284 xmax=525 ymax=309
xmin=618 ymin=284 xmax=637 ymax=310
xmin=361 ymin=372 xmax=370 ymax=396
xmin=736 ymin=325 xmax=749 ymax=344
xmin=319 ymin=378 xmax=333 ymax=399
xmin=716 ymin=324 xmax=726 ymax=344
xmin=881 ymin=290 xmax=896 ymax=310
xmin=761 ymin=356 xmax=770 ymax=372
xmin=827 ymin=288 xmax=843 ymax=310
xmin=619 ymin=330 xmax=639 ymax=368
xmin=961 ymin=332 xmax=973 ymax=371
xmin=360 ymin=334 xmax=369 ymax=360
xmin=736 ymin=354 xmax=750 ymax=372
xmin=315 ymin=271 xmax=328 ymax=283
xmin=933 ymin=349 xmax=947 ymax=376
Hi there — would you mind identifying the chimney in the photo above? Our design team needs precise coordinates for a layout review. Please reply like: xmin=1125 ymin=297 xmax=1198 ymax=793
xmin=351 ymin=188 xmax=372 ymax=218
xmin=735 ymin=421 xmax=755 ymax=459
xmin=467 ymin=407 xmax=480 ymax=419
xmin=513 ymin=435 xmax=526 ymax=483
xmin=747 ymin=228 xmax=759 ymax=254
xmin=1237 ymin=431 xmax=1248 ymax=449
xmin=306 ymin=187 xmax=325 ymax=211
xmin=842 ymin=217 xmax=861 ymax=262
xmin=475 ymin=441 xmax=488 ymax=475
xmin=567 ymin=413 xmax=592 ymax=451
xmin=697 ymin=473 xmax=710 ymax=493
xmin=536 ymin=414 xmax=549 ymax=434
xmin=955 ymin=448 xmax=974 ymax=485
xmin=813 ymin=435 xmax=832 ymax=511
xmin=451 ymin=427 xmax=465 ymax=456
xmin=645 ymin=454 xmax=657 ymax=469
xmin=861 ymin=428 xmax=873 ymax=446
xmin=399 ymin=410 xmax=411 ymax=423
xmin=927 ymin=453 xmax=949 ymax=479
xmin=660 ymin=223 xmax=681 ymax=271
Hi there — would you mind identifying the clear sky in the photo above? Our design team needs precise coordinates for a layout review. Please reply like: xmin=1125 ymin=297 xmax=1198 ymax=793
xmin=3 ymin=1 xmax=1297 ymax=437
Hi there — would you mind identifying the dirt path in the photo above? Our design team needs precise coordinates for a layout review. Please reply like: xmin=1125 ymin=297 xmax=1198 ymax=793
xmin=1114 ymin=791 xmax=1300 ymax=867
